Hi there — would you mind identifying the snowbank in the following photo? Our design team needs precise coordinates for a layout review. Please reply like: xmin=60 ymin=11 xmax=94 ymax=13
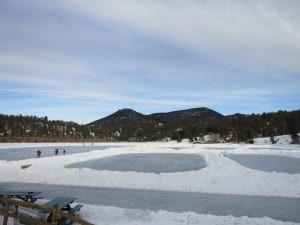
xmin=254 ymin=135 xmax=292 ymax=145
xmin=80 ymin=204 xmax=300 ymax=225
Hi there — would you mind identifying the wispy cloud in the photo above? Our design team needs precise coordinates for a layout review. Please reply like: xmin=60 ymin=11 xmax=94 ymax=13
xmin=65 ymin=0 xmax=300 ymax=74
xmin=0 ymin=0 xmax=299 ymax=123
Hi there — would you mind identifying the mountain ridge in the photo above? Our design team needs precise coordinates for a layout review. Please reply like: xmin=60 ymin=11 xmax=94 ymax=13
xmin=88 ymin=107 xmax=223 ymax=127
xmin=149 ymin=107 xmax=223 ymax=120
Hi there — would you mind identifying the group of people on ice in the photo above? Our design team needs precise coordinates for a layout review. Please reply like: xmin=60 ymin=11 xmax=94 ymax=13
xmin=36 ymin=148 xmax=66 ymax=158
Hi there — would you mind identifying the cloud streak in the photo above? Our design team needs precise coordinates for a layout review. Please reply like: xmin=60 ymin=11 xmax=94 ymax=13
xmin=66 ymin=0 xmax=300 ymax=74
xmin=0 ymin=0 xmax=299 ymax=123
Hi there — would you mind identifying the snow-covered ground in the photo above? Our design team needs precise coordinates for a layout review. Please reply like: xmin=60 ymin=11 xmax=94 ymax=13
xmin=0 ymin=137 xmax=299 ymax=225
xmin=254 ymin=135 xmax=294 ymax=145
xmin=80 ymin=205 xmax=299 ymax=225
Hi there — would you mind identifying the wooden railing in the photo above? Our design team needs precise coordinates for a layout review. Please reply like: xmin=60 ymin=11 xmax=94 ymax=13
xmin=0 ymin=198 xmax=94 ymax=225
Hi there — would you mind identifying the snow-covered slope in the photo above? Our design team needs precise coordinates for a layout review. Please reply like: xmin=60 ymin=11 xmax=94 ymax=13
xmin=254 ymin=134 xmax=293 ymax=144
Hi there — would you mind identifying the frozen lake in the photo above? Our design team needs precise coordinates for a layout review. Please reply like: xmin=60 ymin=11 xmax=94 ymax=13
xmin=66 ymin=153 xmax=207 ymax=173
xmin=1 ymin=182 xmax=300 ymax=223
xmin=0 ymin=146 xmax=117 ymax=161
xmin=227 ymin=154 xmax=300 ymax=174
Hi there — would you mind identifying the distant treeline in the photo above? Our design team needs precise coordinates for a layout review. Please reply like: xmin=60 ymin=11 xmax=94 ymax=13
xmin=0 ymin=109 xmax=299 ymax=143
xmin=0 ymin=115 xmax=99 ymax=142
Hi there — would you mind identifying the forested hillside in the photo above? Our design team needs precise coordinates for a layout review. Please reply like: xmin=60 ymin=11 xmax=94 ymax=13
xmin=0 ymin=108 xmax=299 ymax=143
xmin=0 ymin=115 xmax=96 ymax=142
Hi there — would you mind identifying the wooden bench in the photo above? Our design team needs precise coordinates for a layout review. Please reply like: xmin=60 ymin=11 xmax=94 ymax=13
xmin=44 ymin=196 xmax=76 ymax=211
xmin=0 ymin=191 xmax=42 ymax=202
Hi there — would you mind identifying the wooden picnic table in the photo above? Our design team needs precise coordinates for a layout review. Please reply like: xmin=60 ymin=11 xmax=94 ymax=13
xmin=44 ymin=196 xmax=76 ymax=211
xmin=0 ymin=191 xmax=42 ymax=202
xmin=0 ymin=195 xmax=87 ymax=225
xmin=44 ymin=197 xmax=83 ymax=225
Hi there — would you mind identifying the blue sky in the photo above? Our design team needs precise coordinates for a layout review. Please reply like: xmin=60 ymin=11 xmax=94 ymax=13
xmin=0 ymin=0 xmax=299 ymax=124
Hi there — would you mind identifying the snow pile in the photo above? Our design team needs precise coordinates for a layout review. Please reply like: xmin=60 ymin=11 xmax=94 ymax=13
xmin=254 ymin=134 xmax=295 ymax=145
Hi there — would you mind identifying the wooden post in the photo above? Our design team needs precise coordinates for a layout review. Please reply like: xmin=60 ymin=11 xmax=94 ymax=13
xmin=51 ymin=204 xmax=58 ymax=225
xmin=2 ymin=198 xmax=9 ymax=225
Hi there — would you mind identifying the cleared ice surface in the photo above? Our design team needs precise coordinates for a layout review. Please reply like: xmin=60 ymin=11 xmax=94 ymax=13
xmin=1 ymin=182 xmax=300 ymax=223
xmin=227 ymin=154 xmax=300 ymax=174
xmin=66 ymin=153 xmax=207 ymax=173
xmin=0 ymin=146 xmax=116 ymax=161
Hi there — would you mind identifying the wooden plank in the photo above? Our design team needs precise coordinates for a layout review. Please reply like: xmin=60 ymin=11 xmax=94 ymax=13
xmin=51 ymin=205 xmax=58 ymax=225
xmin=0 ymin=191 xmax=41 ymax=196
xmin=4 ymin=198 xmax=52 ymax=212
xmin=2 ymin=198 xmax=10 ymax=225
xmin=7 ymin=212 xmax=50 ymax=225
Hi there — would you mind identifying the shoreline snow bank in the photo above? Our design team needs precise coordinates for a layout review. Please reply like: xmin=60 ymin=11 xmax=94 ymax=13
xmin=81 ymin=204 xmax=300 ymax=225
